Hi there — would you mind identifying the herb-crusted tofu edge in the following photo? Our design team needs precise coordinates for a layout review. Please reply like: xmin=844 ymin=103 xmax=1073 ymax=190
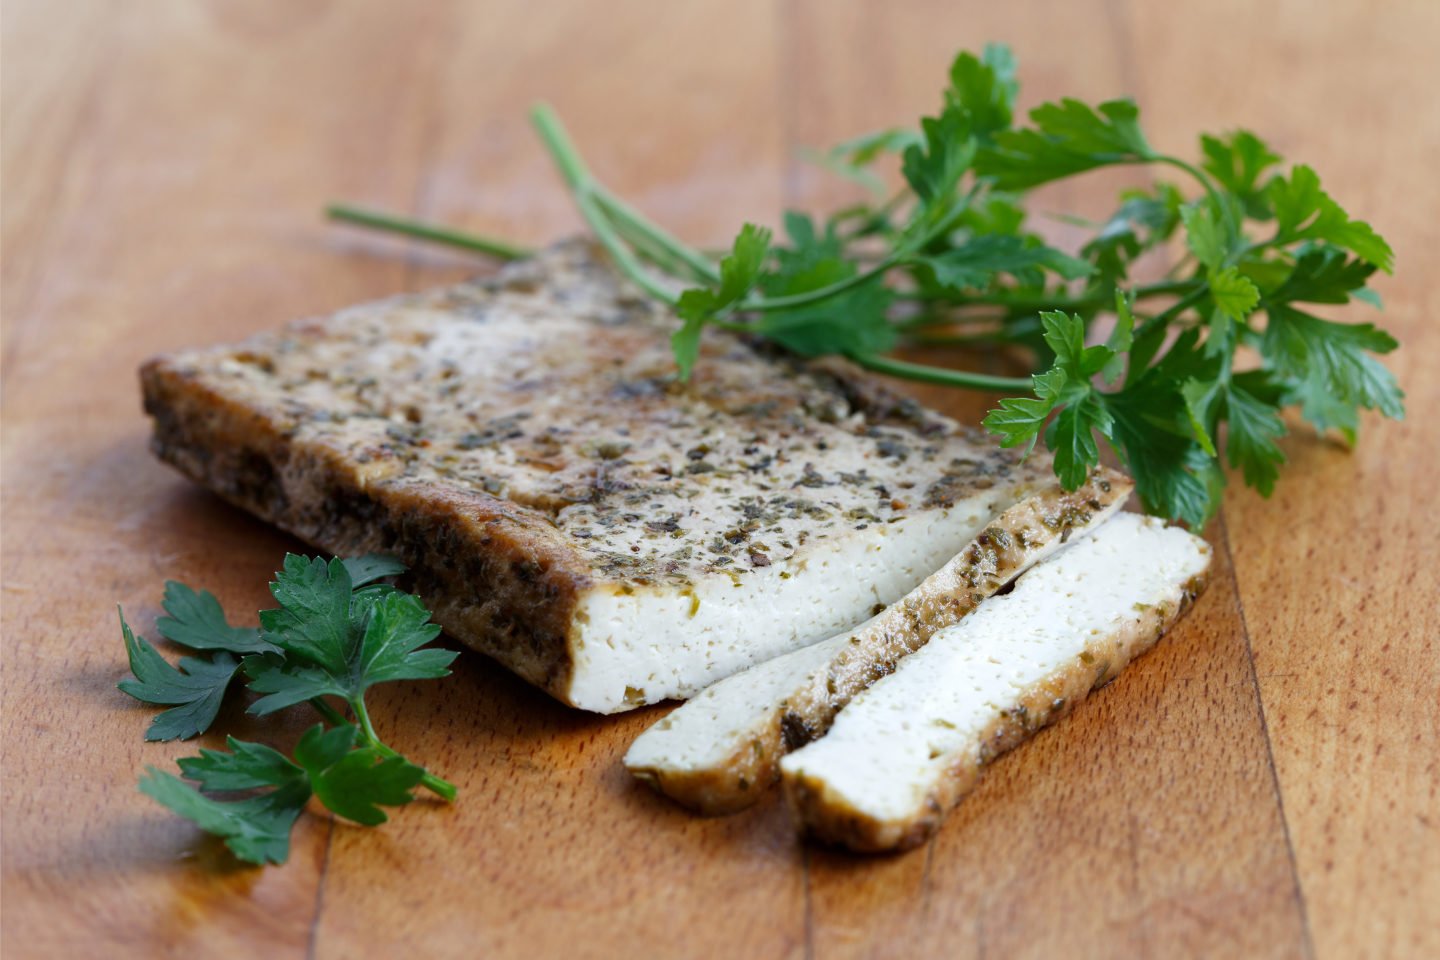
xmin=140 ymin=240 xmax=1067 ymax=713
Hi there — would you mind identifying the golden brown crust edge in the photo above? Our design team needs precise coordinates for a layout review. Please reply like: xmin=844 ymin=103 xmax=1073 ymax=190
xmin=628 ymin=469 xmax=1135 ymax=815
xmin=140 ymin=356 xmax=597 ymax=703
xmin=783 ymin=569 xmax=1212 ymax=853
xmin=628 ymin=763 xmax=775 ymax=817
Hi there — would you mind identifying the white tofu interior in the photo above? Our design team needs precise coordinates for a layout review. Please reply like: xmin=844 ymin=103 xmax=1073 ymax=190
xmin=778 ymin=513 xmax=1210 ymax=824
xmin=569 ymin=495 xmax=1003 ymax=712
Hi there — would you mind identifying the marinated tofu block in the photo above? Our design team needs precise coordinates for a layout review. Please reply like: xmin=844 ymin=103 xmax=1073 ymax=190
xmin=624 ymin=469 xmax=1130 ymax=812
xmin=780 ymin=512 xmax=1211 ymax=852
xmin=143 ymin=239 xmax=1060 ymax=712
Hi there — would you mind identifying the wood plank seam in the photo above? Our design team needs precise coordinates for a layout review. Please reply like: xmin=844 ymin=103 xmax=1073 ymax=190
xmin=1219 ymin=512 xmax=1317 ymax=960
xmin=306 ymin=816 xmax=337 ymax=960
xmin=306 ymin=9 xmax=461 ymax=954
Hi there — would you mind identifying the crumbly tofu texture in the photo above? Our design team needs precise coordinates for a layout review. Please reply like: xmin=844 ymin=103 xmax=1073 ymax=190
xmin=780 ymin=513 xmax=1211 ymax=852
xmin=141 ymin=239 xmax=1055 ymax=712
xmin=569 ymin=500 xmax=1006 ymax=708
xmin=624 ymin=469 xmax=1131 ymax=812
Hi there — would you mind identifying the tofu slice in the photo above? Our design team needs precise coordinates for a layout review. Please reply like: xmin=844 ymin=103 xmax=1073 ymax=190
xmin=623 ymin=469 xmax=1132 ymax=813
xmin=779 ymin=512 xmax=1211 ymax=852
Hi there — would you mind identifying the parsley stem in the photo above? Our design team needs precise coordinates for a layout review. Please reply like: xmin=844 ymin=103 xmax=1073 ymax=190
xmin=1147 ymin=285 xmax=1208 ymax=328
xmin=895 ymin=312 xmax=1009 ymax=330
xmin=742 ymin=257 xmax=897 ymax=312
xmin=309 ymin=697 xmax=347 ymax=727
xmin=1152 ymin=155 xmax=1237 ymax=237
xmin=595 ymin=195 xmax=719 ymax=284
xmin=904 ymin=331 xmax=1011 ymax=348
xmin=846 ymin=352 xmax=1031 ymax=391
xmin=892 ymin=279 xmax=1194 ymax=312
xmin=325 ymin=204 xmax=534 ymax=260
xmin=349 ymin=696 xmax=457 ymax=802
xmin=578 ymin=192 xmax=681 ymax=305
xmin=591 ymin=191 xmax=720 ymax=284
xmin=530 ymin=104 xmax=684 ymax=306
xmin=529 ymin=104 xmax=717 ymax=282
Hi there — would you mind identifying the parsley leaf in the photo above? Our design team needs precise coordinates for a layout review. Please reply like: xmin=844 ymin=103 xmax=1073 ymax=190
xmin=341 ymin=553 xmax=407 ymax=588
xmin=916 ymin=235 xmax=1092 ymax=291
xmin=901 ymin=106 xmax=977 ymax=209
xmin=142 ymin=723 xmax=430 ymax=864
xmin=809 ymin=129 xmax=921 ymax=196
xmin=117 ymin=609 xmax=239 ymax=742
xmin=983 ymin=311 xmax=1116 ymax=481
xmin=1107 ymin=386 xmax=1222 ymax=528
xmin=1263 ymin=305 xmax=1404 ymax=441
xmin=121 ymin=554 xmax=458 ymax=866
xmin=243 ymin=656 xmax=346 ymax=715
xmin=756 ymin=277 xmax=897 ymax=358
xmin=976 ymin=98 xmax=1152 ymax=189
xmin=1046 ymin=393 xmax=1111 ymax=489
xmin=1099 ymin=290 xmax=1135 ymax=385
xmin=1084 ymin=184 xmax=1184 ymax=284
xmin=944 ymin=44 xmax=1019 ymax=143
xmin=246 ymin=557 xmax=458 ymax=715
xmin=1268 ymin=246 xmax=1376 ymax=305
xmin=155 ymin=582 xmax=275 ymax=655
xmin=1208 ymin=267 xmax=1261 ymax=325
xmin=291 ymin=724 xmax=425 ymax=825
xmin=308 ymin=750 xmax=426 ymax=826
xmin=139 ymin=767 xmax=310 ymax=865
xmin=1268 ymin=165 xmax=1394 ymax=271
xmin=1200 ymin=130 xmax=1281 ymax=218
xmin=179 ymin=737 xmax=305 ymax=791
xmin=673 ymin=223 xmax=773 ymax=378
xmin=985 ymin=367 xmax=1068 ymax=455
xmin=354 ymin=591 xmax=457 ymax=686
xmin=1223 ymin=383 xmax=1288 ymax=496
xmin=258 ymin=555 xmax=355 ymax=673
xmin=1181 ymin=201 xmax=1231 ymax=271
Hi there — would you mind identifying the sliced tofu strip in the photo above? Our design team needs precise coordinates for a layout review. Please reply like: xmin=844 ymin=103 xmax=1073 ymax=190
xmin=780 ymin=512 xmax=1211 ymax=852
xmin=624 ymin=469 xmax=1132 ymax=814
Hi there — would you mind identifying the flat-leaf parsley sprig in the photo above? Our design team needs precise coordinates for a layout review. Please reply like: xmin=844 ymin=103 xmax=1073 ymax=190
xmin=327 ymin=44 xmax=1402 ymax=527
xmin=118 ymin=553 xmax=458 ymax=865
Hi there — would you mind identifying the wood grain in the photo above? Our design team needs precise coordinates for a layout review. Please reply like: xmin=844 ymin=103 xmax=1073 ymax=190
xmin=2 ymin=1 xmax=1435 ymax=958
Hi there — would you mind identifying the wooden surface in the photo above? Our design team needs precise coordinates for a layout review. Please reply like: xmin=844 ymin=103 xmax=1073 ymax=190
xmin=3 ymin=2 xmax=1437 ymax=957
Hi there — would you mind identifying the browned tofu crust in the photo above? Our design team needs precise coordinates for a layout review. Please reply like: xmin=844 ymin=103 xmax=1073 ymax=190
xmin=143 ymin=357 xmax=594 ymax=695
xmin=141 ymin=240 xmax=1060 ymax=709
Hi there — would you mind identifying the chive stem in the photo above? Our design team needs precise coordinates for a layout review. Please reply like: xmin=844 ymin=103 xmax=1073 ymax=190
xmin=846 ymin=352 xmax=1032 ymax=391
xmin=892 ymin=278 xmax=1194 ymax=311
xmin=325 ymin=204 xmax=533 ymax=260
xmin=592 ymin=191 xmax=720 ymax=284
xmin=530 ymin=104 xmax=685 ymax=305
xmin=742 ymin=256 xmax=899 ymax=312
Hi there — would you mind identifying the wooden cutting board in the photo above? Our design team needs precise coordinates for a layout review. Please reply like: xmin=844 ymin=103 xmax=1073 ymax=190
xmin=3 ymin=1 xmax=1436 ymax=957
